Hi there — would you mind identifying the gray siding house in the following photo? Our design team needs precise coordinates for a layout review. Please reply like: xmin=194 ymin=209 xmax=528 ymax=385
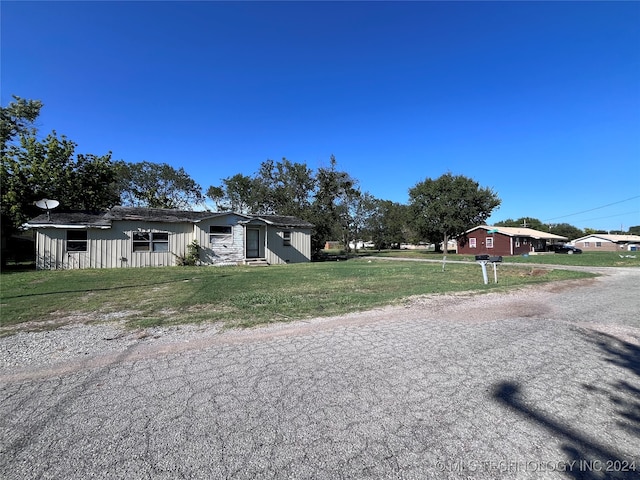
xmin=25 ymin=206 xmax=313 ymax=270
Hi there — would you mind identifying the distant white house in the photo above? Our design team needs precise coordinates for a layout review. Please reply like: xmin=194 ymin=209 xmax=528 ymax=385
xmin=572 ymin=234 xmax=640 ymax=252
xmin=25 ymin=206 xmax=313 ymax=270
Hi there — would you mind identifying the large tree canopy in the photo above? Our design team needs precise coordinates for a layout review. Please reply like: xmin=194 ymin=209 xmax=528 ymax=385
xmin=1 ymin=131 xmax=120 ymax=230
xmin=364 ymin=200 xmax=411 ymax=250
xmin=206 ymin=158 xmax=316 ymax=217
xmin=206 ymin=155 xmax=360 ymax=253
xmin=2 ymin=96 xmax=122 ymax=237
xmin=0 ymin=95 xmax=43 ymax=154
xmin=206 ymin=173 xmax=260 ymax=214
xmin=117 ymin=161 xmax=204 ymax=210
xmin=409 ymin=173 xmax=501 ymax=251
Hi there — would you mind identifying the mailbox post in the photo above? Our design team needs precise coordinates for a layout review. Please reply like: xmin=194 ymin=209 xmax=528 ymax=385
xmin=475 ymin=255 xmax=503 ymax=284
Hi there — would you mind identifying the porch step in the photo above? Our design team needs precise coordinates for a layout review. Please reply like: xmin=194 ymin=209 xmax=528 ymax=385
xmin=245 ymin=259 xmax=270 ymax=266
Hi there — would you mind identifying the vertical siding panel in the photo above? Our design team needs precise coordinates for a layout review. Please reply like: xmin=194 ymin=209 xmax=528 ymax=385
xmin=36 ymin=232 xmax=45 ymax=270
xmin=265 ymin=228 xmax=311 ymax=264
xmin=97 ymin=235 xmax=105 ymax=268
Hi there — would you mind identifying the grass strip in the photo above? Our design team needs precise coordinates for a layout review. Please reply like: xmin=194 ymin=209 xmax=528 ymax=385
xmin=0 ymin=259 xmax=595 ymax=332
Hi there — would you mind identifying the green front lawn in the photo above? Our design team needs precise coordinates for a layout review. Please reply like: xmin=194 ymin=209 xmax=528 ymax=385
xmin=0 ymin=259 xmax=595 ymax=333
xmin=367 ymin=250 xmax=640 ymax=267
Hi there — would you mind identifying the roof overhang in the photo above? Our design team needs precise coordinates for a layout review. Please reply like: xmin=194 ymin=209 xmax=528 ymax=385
xmin=463 ymin=225 xmax=568 ymax=241
xmin=239 ymin=217 xmax=314 ymax=228
xmin=23 ymin=223 xmax=112 ymax=230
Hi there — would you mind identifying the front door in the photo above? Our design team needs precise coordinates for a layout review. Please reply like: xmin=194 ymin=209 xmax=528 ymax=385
xmin=246 ymin=228 xmax=260 ymax=258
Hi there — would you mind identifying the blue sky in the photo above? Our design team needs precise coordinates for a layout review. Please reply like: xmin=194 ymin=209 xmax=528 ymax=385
xmin=2 ymin=1 xmax=639 ymax=231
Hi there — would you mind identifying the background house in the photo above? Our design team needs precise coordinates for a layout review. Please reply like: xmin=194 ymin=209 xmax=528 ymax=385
xmin=25 ymin=206 xmax=313 ymax=270
xmin=572 ymin=234 xmax=640 ymax=252
xmin=457 ymin=225 xmax=568 ymax=256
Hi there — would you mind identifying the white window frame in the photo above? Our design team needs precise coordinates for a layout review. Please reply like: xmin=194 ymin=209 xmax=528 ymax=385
xmin=469 ymin=237 xmax=477 ymax=248
xmin=133 ymin=232 xmax=169 ymax=252
xmin=67 ymin=230 xmax=88 ymax=253
xmin=283 ymin=231 xmax=292 ymax=247
xmin=486 ymin=237 xmax=494 ymax=249
xmin=209 ymin=225 xmax=233 ymax=244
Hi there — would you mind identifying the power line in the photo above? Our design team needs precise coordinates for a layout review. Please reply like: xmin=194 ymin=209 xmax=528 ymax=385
xmin=543 ymin=196 xmax=640 ymax=222
xmin=563 ymin=211 xmax=638 ymax=224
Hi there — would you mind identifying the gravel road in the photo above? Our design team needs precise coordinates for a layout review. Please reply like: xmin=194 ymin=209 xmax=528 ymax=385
xmin=1 ymin=266 xmax=638 ymax=479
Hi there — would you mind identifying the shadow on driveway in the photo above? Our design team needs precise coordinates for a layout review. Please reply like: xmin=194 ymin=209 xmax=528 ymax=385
xmin=493 ymin=329 xmax=639 ymax=480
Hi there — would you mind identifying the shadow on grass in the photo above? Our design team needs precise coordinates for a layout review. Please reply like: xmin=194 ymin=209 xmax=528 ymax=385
xmin=2 ymin=276 xmax=229 ymax=300
xmin=493 ymin=329 xmax=640 ymax=479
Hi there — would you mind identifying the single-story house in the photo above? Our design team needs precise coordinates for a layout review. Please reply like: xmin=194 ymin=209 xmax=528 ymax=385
xmin=457 ymin=225 xmax=568 ymax=256
xmin=24 ymin=206 xmax=314 ymax=270
xmin=572 ymin=234 xmax=640 ymax=252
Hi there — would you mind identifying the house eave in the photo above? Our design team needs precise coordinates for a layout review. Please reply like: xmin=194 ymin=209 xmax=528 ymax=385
xmin=464 ymin=225 xmax=568 ymax=241
xmin=24 ymin=223 xmax=112 ymax=230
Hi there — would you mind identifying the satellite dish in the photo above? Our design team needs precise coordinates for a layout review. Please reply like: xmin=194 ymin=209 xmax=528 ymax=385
xmin=35 ymin=199 xmax=60 ymax=210
xmin=35 ymin=198 xmax=59 ymax=220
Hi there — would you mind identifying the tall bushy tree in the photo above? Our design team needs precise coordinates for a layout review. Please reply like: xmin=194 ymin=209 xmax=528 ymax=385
xmin=255 ymin=158 xmax=316 ymax=217
xmin=207 ymin=158 xmax=316 ymax=217
xmin=2 ymin=130 xmax=120 ymax=229
xmin=550 ymin=223 xmax=584 ymax=240
xmin=206 ymin=173 xmax=260 ymax=214
xmin=495 ymin=217 xmax=545 ymax=230
xmin=310 ymin=155 xmax=360 ymax=252
xmin=365 ymin=200 xmax=411 ymax=250
xmin=409 ymin=173 xmax=501 ymax=252
xmin=117 ymin=161 xmax=204 ymax=209
xmin=206 ymin=156 xmax=356 ymax=253
xmin=0 ymin=95 xmax=43 ymax=155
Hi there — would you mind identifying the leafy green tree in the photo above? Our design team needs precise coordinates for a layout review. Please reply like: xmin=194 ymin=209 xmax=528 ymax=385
xmin=549 ymin=223 xmax=584 ymax=240
xmin=117 ymin=161 xmax=204 ymax=209
xmin=206 ymin=173 xmax=261 ymax=214
xmin=409 ymin=173 xmax=501 ymax=252
xmin=630 ymin=225 xmax=640 ymax=235
xmin=310 ymin=155 xmax=359 ymax=253
xmin=207 ymin=158 xmax=317 ymax=217
xmin=0 ymin=95 xmax=43 ymax=155
xmin=495 ymin=217 xmax=545 ymax=230
xmin=205 ymin=185 xmax=227 ymax=211
xmin=365 ymin=200 xmax=411 ymax=250
xmin=2 ymin=131 xmax=120 ymax=229
xmin=255 ymin=158 xmax=316 ymax=217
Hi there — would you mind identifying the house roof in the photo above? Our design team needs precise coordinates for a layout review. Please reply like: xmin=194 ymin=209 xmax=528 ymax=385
xmin=242 ymin=215 xmax=314 ymax=228
xmin=466 ymin=225 xmax=568 ymax=241
xmin=25 ymin=206 xmax=313 ymax=229
xmin=573 ymin=234 xmax=640 ymax=243
xmin=103 ymin=206 xmax=226 ymax=223
xmin=25 ymin=211 xmax=112 ymax=229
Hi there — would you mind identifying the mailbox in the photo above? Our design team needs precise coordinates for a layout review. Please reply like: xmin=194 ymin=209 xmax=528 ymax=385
xmin=475 ymin=254 xmax=502 ymax=284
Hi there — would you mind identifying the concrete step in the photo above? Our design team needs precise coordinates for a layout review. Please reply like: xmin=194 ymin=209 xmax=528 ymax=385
xmin=245 ymin=259 xmax=270 ymax=266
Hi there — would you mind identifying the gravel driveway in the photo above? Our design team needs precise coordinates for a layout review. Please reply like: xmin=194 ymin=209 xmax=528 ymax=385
xmin=1 ymin=266 xmax=638 ymax=479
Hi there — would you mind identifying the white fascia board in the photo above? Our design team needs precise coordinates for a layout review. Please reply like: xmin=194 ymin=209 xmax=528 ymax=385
xmin=25 ymin=223 xmax=111 ymax=229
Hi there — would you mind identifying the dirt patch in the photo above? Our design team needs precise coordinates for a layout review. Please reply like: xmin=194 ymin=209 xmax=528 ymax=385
xmin=0 ymin=310 xmax=141 ymax=335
